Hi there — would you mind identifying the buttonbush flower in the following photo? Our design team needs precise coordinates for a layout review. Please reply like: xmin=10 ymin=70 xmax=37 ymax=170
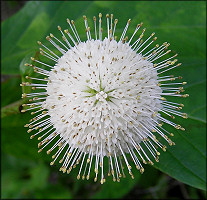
xmin=21 ymin=13 xmax=188 ymax=184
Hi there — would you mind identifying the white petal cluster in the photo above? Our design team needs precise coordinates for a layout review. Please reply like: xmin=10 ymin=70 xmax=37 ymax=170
xmin=44 ymin=38 xmax=162 ymax=156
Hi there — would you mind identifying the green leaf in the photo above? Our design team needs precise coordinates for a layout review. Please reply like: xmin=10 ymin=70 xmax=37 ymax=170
xmin=1 ymin=99 xmax=23 ymax=118
xmin=1 ymin=112 xmax=49 ymax=161
xmin=1 ymin=75 xmax=22 ymax=107
xmin=1 ymin=1 xmax=93 ymax=74
xmin=1 ymin=153 xmax=72 ymax=199
xmin=154 ymin=118 xmax=206 ymax=191
xmin=1 ymin=0 xmax=206 ymax=194
xmin=28 ymin=162 xmax=50 ymax=189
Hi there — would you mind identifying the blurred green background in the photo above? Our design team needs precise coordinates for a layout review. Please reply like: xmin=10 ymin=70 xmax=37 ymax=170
xmin=1 ymin=1 xmax=206 ymax=199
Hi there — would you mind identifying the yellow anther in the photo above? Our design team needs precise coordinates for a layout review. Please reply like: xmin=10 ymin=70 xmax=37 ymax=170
xmin=38 ymin=142 xmax=42 ymax=148
xmin=143 ymin=160 xmax=147 ymax=164
xmin=86 ymin=175 xmax=90 ymax=180
xmin=62 ymin=36 xmax=66 ymax=41
xmin=22 ymin=93 xmax=27 ymax=98
xmin=149 ymin=161 xmax=154 ymax=165
xmin=30 ymin=135 xmax=34 ymax=139
xmin=162 ymin=145 xmax=167 ymax=151
xmin=47 ymin=150 xmax=51 ymax=155
xmin=136 ymin=165 xmax=140 ymax=170
xmin=38 ymin=149 xmax=42 ymax=153
xmin=139 ymin=34 xmax=144 ymax=39
xmin=140 ymin=168 xmax=144 ymax=174
xmin=166 ymin=43 xmax=170 ymax=47
xmin=153 ymin=37 xmax=157 ymax=41
xmin=183 ymin=113 xmax=188 ymax=119
xmin=37 ymin=41 xmax=42 ymax=45
xmin=62 ymin=168 xmax=66 ymax=173
xmin=67 ymin=167 xmax=72 ymax=174
xmin=182 ymin=94 xmax=189 ymax=98
xmin=94 ymin=168 xmax=98 ymax=174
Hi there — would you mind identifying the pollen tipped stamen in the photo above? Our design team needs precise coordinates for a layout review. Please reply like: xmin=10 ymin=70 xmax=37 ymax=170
xmin=119 ymin=19 xmax=131 ymax=42
xmin=99 ymin=13 xmax=102 ymax=41
xmin=39 ymin=48 xmax=58 ymax=62
xmin=67 ymin=19 xmax=81 ymax=44
xmin=47 ymin=36 xmax=67 ymax=54
xmin=64 ymin=29 xmax=77 ymax=46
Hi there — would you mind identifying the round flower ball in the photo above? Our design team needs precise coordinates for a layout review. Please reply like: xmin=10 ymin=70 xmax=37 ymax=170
xmin=21 ymin=13 xmax=188 ymax=184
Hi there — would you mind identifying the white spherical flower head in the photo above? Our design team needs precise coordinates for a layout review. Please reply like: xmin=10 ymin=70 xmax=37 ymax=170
xmin=45 ymin=38 xmax=162 ymax=157
xmin=22 ymin=13 xmax=188 ymax=184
